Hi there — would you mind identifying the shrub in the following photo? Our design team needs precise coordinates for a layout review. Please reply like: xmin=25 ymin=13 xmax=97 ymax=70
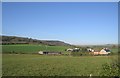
xmin=100 ymin=60 xmax=120 ymax=77
xmin=81 ymin=48 xmax=87 ymax=52
xmin=71 ymin=52 xmax=82 ymax=56
xmin=71 ymin=52 xmax=90 ymax=56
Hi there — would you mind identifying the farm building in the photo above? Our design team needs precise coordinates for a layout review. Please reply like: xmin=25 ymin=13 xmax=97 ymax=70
xmin=66 ymin=48 xmax=73 ymax=51
xmin=73 ymin=48 xmax=80 ymax=52
xmin=38 ymin=51 xmax=44 ymax=55
xmin=66 ymin=48 xmax=80 ymax=52
xmin=99 ymin=48 xmax=111 ymax=55
xmin=38 ymin=51 xmax=61 ymax=55
xmin=90 ymin=48 xmax=111 ymax=55
xmin=87 ymin=48 xmax=94 ymax=52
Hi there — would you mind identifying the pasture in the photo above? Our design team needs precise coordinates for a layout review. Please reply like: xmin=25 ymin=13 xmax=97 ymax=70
xmin=2 ymin=44 xmax=118 ymax=54
xmin=2 ymin=44 xmax=118 ymax=76
xmin=2 ymin=54 xmax=117 ymax=76
xmin=2 ymin=44 xmax=71 ymax=54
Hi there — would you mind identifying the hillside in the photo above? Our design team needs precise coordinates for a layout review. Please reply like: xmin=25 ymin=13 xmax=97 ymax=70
xmin=0 ymin=35 xmax=71 ymax=46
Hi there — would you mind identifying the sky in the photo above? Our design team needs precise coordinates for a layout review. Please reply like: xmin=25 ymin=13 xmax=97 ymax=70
xmin=2 ymin=2 xmax=118 ymax=45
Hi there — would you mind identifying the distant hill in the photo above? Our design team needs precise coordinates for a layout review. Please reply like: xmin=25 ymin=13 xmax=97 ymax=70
xmin=0 ymin=35 xmax=71 ymax=46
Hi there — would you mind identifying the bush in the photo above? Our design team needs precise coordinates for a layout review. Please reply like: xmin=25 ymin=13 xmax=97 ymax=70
xmin=81 ymin=48 xmax=87 ymax=52
xmin=71 ymin=52 xmax=90 ymax=56
xmin=71 ymin=52 xmax=82 ymax=56
xmin=100 ymin=60 xmax=120 ymax=77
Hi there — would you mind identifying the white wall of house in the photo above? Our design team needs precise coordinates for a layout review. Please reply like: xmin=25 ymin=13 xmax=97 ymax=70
xmin=38 ymin=51 xmax=43 ymax=55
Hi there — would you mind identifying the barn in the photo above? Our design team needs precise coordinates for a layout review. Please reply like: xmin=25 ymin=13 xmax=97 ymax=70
xmin=38 ymin=51 xmax=61 ymax=55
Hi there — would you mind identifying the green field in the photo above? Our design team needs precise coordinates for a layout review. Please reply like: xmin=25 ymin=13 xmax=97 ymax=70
xmin=2 ymin=44 xmax=118 ymax=76
xmin=3 ymin=54 xmax=117 ymax=76
xmin=2 ymin=45 xmax=71 ymax=54
xmin=2 ymin=44 xmax=118 ymax=54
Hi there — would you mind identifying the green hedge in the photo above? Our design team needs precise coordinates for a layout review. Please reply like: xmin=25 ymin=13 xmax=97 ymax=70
xmin=71 ymin=52 xmax=90 ymax=56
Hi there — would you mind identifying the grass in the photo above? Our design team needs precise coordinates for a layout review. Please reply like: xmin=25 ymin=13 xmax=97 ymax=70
xmin=2 ymin=54 xmax=117 ymax=76
xmin=2 ymin=44 xmax=118 ymax=54
xmin=2 ymin=44 xmax=71 ymax=54
xmin=2 ymin=44 xmax=118 ymax=76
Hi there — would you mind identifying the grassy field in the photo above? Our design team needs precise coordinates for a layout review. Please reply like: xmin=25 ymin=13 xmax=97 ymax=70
xmin=2 ymin=44 xmax=118 ymax=76
xmin=2 ymin=44 xmax=118 ymax=54
xmin=2 ymin=44 xmax=71 ymax=54
xmin=2 ymin=54 xmax=117 ymax=76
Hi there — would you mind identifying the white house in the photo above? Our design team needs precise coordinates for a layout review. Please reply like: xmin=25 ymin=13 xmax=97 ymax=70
xmin=92 ymin=48 xmax=111 ymax=55
xmin=67 ymin=48 xmax=80 ymax=52
xmin=99 ymin=48 xmax=111 ymax=55
xmin=38 ymin=51 xmax=43 ymax=55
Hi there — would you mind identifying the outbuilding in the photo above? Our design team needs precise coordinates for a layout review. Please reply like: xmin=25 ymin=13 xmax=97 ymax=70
xmin=38 ymin=51 xmax=61 ymax=55
xmin=91 ymin=48 xmax=111 ymax=55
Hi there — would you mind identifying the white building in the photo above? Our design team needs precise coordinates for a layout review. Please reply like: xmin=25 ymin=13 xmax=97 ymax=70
xmin=99 ymin=48 xmax=111 ymax=55
xmin=87 ymin=48 xmax=94 ymax=52
xmin=38 ymin=51 xmax=43 ymax=55
xmin=67 ymin=48 xmax=73 ymax=51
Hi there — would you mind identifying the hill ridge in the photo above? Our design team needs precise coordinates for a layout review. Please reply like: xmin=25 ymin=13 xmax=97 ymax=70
xmin=0 ymin=35 xmax=71 ymax=46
